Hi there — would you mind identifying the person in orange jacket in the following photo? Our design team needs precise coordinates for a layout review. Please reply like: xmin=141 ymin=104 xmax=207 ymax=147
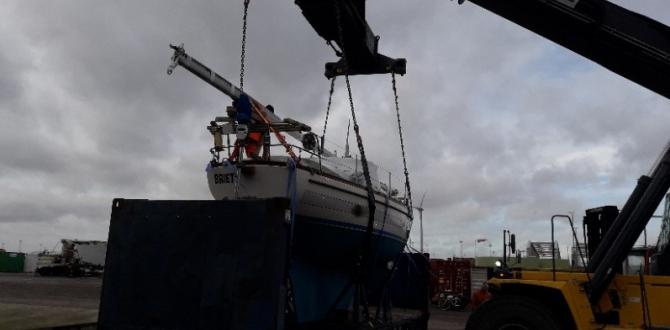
xmin=244 ymin=132 xmax=263 ymax=158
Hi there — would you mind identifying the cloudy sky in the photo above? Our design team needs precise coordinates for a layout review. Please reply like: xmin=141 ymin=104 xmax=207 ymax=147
xmin=1 ymin=1 xmax=668 ymax=258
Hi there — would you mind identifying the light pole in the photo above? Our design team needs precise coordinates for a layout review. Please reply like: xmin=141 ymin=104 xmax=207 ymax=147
xmin=413 ymin=192 xmax=427 ymax=253
xmin=475 ymin=238 xmax=488 ymax=258
xmin=503 ymin=229 xmax=509 ymax=266
xmin=502 ymin=230 xmax=515 ymax=267
xmin=459 ymin=240 xmax=463 ymax=258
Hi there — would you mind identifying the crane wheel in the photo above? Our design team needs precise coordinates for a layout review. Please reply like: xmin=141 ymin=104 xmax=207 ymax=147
xmin=465 ymin=295 xmax=563 ymax=330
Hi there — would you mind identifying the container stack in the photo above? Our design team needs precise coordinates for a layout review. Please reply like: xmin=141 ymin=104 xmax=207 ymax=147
xmin=429 ymin=258 xmax=474 ymax=302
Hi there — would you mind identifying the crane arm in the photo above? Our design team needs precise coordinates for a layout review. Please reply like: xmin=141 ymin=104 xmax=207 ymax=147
xmin=295 ymin=0 xmax=406 ymax=78
xmin=462 ymin=0 xmax=670 ymax=99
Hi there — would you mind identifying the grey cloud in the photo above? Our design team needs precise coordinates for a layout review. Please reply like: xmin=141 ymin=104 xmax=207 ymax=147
xmin=1 ymin=0 xmax=669 ymax=255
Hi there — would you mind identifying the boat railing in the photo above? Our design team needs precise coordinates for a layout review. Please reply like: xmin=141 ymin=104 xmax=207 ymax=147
xmin=213 ymin=141 xmax=407 ymax=203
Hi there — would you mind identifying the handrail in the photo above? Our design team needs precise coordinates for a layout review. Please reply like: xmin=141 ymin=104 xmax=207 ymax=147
xmin=551 ymin=214 xmax=590 ymax=282
xmin=551 ymin=215 xmax=571 ymax=281
xmin=217 ymin=141 xmax=406 ymax=195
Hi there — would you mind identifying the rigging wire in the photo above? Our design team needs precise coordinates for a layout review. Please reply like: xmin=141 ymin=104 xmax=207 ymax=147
xmin=320 ymin=76 xmax=337 ymax=153
xmin=239 ymin=0 xmax=250 ymax=90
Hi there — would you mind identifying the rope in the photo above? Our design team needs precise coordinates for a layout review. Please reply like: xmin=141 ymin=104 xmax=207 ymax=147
xmin=392 ymin=73 xmax=413 ymax=217
xmin=286 ymin=158 xmax=298 ymax=242
xmin=284 ymin=158 xmax=298 ymax=326
xmin=240 ymin=0 xmax=250 ymax=90
xmin=250 ymin=101 xmax=298 ymax=162
xmin=320 ymin=76 xmax=337 ymax=153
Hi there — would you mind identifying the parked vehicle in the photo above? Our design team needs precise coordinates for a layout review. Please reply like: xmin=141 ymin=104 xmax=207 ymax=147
xmin=437 ymin=291 xmax=467 ymax=311
xmin=35 ymin=239 xmax=106 ymax=277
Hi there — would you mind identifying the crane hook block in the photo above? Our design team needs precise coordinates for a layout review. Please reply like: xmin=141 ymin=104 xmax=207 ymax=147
xmin=295 ymin=0 xmax=407 ymax=78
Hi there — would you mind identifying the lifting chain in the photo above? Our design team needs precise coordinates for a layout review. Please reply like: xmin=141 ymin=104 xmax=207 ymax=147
xmin=392 ymin=73 xmax=414 ymax=216
xmin=335 ymin=1 xmax=375 ymax=323
xmin=239 ymin=0 xmax=250 ymax=90
xmin=334 ymin=2 xmax=376 ymax=218
xmin=320 ymin=76 xmax=337 ymax=153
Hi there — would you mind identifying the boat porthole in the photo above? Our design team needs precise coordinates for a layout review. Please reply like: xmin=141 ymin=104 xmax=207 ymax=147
xmin=352 ymin=204 xmax=364 ymax=216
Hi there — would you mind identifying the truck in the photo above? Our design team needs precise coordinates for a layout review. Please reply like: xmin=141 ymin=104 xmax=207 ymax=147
xmin=36 ymin=239 xmax=106 ymax=277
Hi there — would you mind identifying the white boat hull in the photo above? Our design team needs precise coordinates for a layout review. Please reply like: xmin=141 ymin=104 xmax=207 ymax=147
xmin=207 ymin=160 xmax=412 ymax=245
xmin=206 ymin=159 xmax=413 ymax=323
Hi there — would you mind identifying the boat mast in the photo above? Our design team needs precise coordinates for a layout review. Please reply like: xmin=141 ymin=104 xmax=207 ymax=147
xmin=167 ymin=43 xmax=335 ymax=157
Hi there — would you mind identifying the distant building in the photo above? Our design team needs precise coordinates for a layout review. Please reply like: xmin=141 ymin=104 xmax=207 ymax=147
xmin=571 ymin=243 xmax=588 ymax=268
xmin=474 ymin=256 xmax=570 ymax=270
xmin=527 ymin=241 xmax=560 ymax=259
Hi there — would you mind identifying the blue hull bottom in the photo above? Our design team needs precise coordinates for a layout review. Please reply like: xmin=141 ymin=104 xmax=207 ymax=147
xmin=289 ymin=216 xmax=407 ymax=323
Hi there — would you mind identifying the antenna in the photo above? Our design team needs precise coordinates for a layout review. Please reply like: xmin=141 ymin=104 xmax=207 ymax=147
xmin=344 ymin=119 xmax=351 ymax=158
xmin=413 ymin=192 xmax=427 ymax=253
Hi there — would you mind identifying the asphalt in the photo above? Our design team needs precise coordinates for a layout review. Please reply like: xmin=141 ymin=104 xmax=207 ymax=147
xmin=0 ymin=272 xmax=100 ymax=329
xmin=0 ymin=272 xmax=468 ymax=329
xmin=428 ymin=308 xmax=469 ymax=330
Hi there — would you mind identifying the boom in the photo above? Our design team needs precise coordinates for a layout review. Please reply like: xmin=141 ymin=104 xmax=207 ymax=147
xmin=166 ymin=44 xmax=284 ymax=129
xmin=167 ymin=44 xmax=334 ymax=156
xmin=463 ymin=0 xmax=670 ymax=99
xmin=588 ymin=143 xmax=670 ymax=303
xmin=454 ymin=0 xmax=670 ymax=304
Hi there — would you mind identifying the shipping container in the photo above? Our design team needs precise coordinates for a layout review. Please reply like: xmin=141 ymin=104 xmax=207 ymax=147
xmin=0 ymin=251 xmax=25 ymax=273
xmin=429 ymin=258 xmax=474 ymax=302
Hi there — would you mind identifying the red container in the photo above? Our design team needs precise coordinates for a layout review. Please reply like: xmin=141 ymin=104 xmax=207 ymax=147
xmin=429 ymin=258 xmax=474 ymax=302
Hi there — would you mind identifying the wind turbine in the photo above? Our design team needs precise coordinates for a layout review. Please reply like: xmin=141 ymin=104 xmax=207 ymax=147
xmin=414 ymin=192 xmax=426 ymax=253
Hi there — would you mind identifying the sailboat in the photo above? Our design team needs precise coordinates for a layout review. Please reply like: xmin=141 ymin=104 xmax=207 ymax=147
xmin=168 ymin=44 xmax=412 ymax=323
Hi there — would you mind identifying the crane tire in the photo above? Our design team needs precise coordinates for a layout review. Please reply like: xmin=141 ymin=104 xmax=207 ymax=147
xmin=465 ymin=295 xmax=563 ymax=330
